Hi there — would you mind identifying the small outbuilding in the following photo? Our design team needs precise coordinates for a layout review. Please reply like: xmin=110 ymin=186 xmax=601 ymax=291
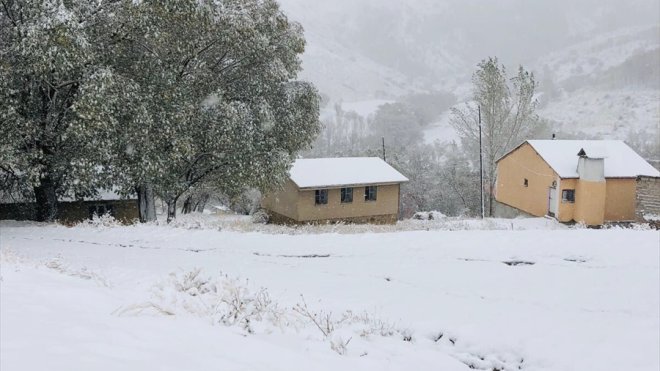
xmin=262 ymin=157 xmax=408 ymax=224
xmin=495 ymin=140 xmax=660 ymax=226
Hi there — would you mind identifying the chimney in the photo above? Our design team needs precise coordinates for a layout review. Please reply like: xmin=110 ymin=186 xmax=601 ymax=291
xmin=577 ymin=148 xmax=605 ymax=182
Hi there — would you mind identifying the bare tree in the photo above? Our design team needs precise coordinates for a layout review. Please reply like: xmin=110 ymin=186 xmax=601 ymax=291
xmin=450 ymin=57 xmax=540 ymax=216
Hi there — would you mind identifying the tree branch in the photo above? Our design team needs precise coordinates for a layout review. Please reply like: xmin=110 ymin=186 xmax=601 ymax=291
xmin=1 ymin=0 xmax=19 ymax=28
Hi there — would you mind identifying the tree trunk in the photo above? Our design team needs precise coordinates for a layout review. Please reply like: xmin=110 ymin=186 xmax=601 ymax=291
xmin=166 ymin=197 xmax=178 ymax=223
xmin=194 ymin=193 xmax=209 ymax=213
xmin=136 ymin=183 xmax=157 ymax=223
xmin=33 ymin=175 xmax=58 ymax=222
xmin=182 ymin=194 xmax=194 ymax=214
xmin=488 ymin=158 xmax=496 ymax=217
xmin=182 ymin=193 xmax=209 ymax=214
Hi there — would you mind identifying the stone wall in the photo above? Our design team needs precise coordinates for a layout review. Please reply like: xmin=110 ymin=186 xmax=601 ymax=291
xmin=0 ymin=203 xmax=35 ymax=221
xmin=58 ymin=199 xmax=139 ymax=224
xmin=0 ymin=199 xmax=138 ymax=224
xmin=492 ymin=200 xmax=534 ymax=219
xmin=636 ymin=176 xmax=660 ymax=221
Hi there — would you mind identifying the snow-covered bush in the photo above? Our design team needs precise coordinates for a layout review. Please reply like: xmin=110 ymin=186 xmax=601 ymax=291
xmin=251 ymin=209 xmax=270 ymax=224
xmin=149 ymin=211 xmax=569 ymax=234
xmin=172 ymin=268 xmax=214 ymax=296
xmin=118 ymin=268 xmax=417 ymax=355
xmin=138 ymin=269 xmax=291 ymax=334
xmin=76 ymin=213 xmax=122 ymax=228
xmin=45 ymin=256 xmax=110 ymax=287
xmin=230 ymin=189 xmax=263 ymax=215
xmin=412 ymin=210 xmax=447 ymax=220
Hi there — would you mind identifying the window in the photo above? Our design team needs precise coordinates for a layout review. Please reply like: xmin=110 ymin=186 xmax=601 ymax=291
xmin=562 ymin=189 xmax=575 ymax=203
xmin=314 ymin=189 xmax=328 ymax=205
xmin=340 ymin=187 xmax=353 ymax=203
xmin=364 ymin=186 xmax=377 ymax=201
xmin=523 ymin=178 xmax=529 ymax=187
xmin=88 ymin=204 xmax=114 ymax=219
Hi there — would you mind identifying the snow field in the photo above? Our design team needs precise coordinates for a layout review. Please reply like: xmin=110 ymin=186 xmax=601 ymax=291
xmin=1 ymin=219 xmax=658 ymax=371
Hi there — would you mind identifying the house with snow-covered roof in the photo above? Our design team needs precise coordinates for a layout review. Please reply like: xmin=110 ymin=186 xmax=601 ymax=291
xmin=262 ymin=157 xmax=408 ymax=224
xmin=495 ymin=140 xmax=660 ymax=226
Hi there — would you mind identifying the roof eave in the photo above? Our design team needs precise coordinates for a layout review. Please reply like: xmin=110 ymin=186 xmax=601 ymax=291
xmin=558 ymin=175 xmax=647 ymax=179
xmin=296 ymin=180 xmax=408 ymax=190
xmin=495 ymin=140 xmax=530 ymax=164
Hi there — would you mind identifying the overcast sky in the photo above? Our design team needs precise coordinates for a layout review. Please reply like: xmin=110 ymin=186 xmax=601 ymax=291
xmin=277 ymin=0 xmax=660 ymax=99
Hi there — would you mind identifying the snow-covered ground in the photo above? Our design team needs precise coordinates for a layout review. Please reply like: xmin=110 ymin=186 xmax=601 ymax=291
xmin=1 ymin=217 xmax=658 ymax=371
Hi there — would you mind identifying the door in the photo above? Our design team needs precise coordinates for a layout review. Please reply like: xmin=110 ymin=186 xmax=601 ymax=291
xmin=548 ymin=187 xmax=557 ymax=217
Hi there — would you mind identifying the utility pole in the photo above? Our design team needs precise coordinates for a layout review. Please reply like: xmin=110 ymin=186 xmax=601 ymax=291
xmin=478 ymin=105 xmax=485 ymax=219
xmin=382 ymin=137 xmax=386 ymax=162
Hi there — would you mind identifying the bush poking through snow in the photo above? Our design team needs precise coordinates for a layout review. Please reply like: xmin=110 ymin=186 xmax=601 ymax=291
xmin=150 ymin=212 xmax=571 ymax=234
xmin=172 ymin=268 xmax=213 ymax=296
xmin=330 ymin=336 xmax=352 ymax=355
xmin=293 ymin=296 xmax=336 ymax=337
xmin=118 ymin=268 xmax=530 ymax=361
xmin=143 ymin=270 xmax=291 ymax=335
xmin=45 ymin=257 xmax=110 ymax=287
xmin=412 ymin=211 xmax=447 ymax=220
xmin=119 ymin=268 xmax=420 ymax=356
xmin=113 ymin=302 xmax=175 ymax=317
xmin=0 ymin=248 xmax=22 ymax=265
xmin=76 ymin=213 xmax=122 ymax=228
xmin=251 ymin=209 xmax=270 ymax=224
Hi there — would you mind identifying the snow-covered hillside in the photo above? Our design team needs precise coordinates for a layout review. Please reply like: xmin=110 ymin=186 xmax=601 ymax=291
xmin=1 ymin=219 xmax=658 ymax=371
xmin=278 ymin=0 xmax=659 ymax=148
xmin=537 ymin=25 xmax=660 ymax=145
xmin=279 ymin=0 xmax=659 ymax=102
xmin=538 ymin=26 xmax=659 ymax=84
xmin=278 ymin=0 xmax=468 ymax=101
xmin=540 ymin=88 xmax=659 ymax=140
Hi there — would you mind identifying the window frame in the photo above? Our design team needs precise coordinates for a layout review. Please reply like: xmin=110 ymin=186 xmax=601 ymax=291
xmin=314 ymin=189 xmax=328 ymax=205
xmin=340 ymin=187 xmax=353 ymax=203
xmin=364 ymin=185 xmax=377 ymax=202
xmin=562 ymin=189 xmax=575 ymax=203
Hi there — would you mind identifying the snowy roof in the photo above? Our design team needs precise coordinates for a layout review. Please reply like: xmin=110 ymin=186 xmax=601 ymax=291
xmin=523 ymin=140 xmax=660 ymax=178
xmin=288 ymin=157 xmax=408 ymax=189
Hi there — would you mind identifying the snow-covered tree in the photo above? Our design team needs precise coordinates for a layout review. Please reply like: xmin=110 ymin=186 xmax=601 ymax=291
xmin=108 ymin=0 xmax=320 ymax=222
xmin=450 ymin=57 xmax=540 ymax=216
xmin=0 ymin=0 xmax=136 ymax=221
xmin=369 ymin=102 xmax=425 ymax=148
xmin=307 ymin=105 xmax=368 ymax=157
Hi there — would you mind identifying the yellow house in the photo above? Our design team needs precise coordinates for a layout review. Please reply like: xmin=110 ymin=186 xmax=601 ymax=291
xmin=495 ymin=140 xmax=660 ymax=226
xmin=262 ymin=157 xmax=408 ymax=224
